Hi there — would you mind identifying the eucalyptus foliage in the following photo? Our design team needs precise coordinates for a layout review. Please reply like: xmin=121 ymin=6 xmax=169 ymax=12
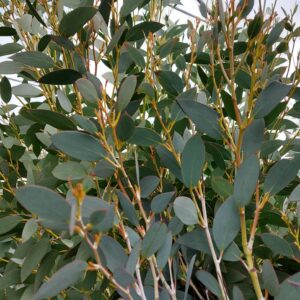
xmin=0 ymin=0 xmax=300 ymax=299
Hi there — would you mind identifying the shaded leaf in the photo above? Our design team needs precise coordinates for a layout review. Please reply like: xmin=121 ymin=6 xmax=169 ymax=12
xmin=275 ymin=272 xmax=300 ymax=300
xmin=142 ymin=222 xmax=168 ymax=257
xmin=39 ymin=69 xmax=82 ymax=85
xmin=0 ymin=76 xmax=12 ymax=103
xmin=156 ymin=232 xmax=172 ymax=270
xmin=0 ymin=215 xmax=22 ymax=235
xmin=254 ymin=81 xmax=291 ymax=118
xmin=155 ymin=70 xmax=183 ymax=96
xmin=76 ymin=78 xmax=98 ymax=103
xmin=178 ymin=100 xmax=222 ymax=139
xmin=140 ymin=176 xmax=159 ymax=198
xmin=261 ymin=233 xmax=294 ymax=258
xmin=195 ymin=270 xmax=222 ymax=298
xmin=262 ymin=259 xmax=280 ymax=296
xmin=59 ymin=6 xmax=98 ymax=37
xmin=151 ymin=191 xmax=175 ymax=213
xmin=117 ymin=191 xmax=139 ymax=226
xmin=128 ymin=127 xmax=162 ymax=146
xmin=126 ymin=21 xmax=163 ymax=41
xmin=0 ymin=43 xmax=23 ymax=56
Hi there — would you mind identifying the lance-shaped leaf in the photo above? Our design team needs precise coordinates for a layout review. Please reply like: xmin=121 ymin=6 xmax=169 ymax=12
xmin=234 ymin=155 xmax=260 ymax=207
xmin=51 ymin=131 xmax=105 ymax=161
xmin=116 ymin=75 xmax=137 ymax=112
xmin=264 ymin=155 xmax=300 ymax=195
xmin=181 ymin=135 xmax=205 ymax=188
xmin=274 ymin=272 xmax=300 ymax=300
xmin=242 ymin=119 xmax=265 ymax=158
xmin=125 ymin=21 xmax=164 ymax=41
xmin=39 ymin=69 xmax=82 ymax=85
xmin=178 ymin=100 xmax=222 ymax=140
xmin=15 ymin=185 xmax=71 ymax=231
xmin=213 ymin=197 xmax=240 ymax=251
xmin=33 ymin=261 xmax=87 ymax=300
xmin=11 ymin=51 xmax=54 ymax=68
xmin=59 ymin=6 xmax=98 ymax=37
xmin=254 ymin=81 xmax=291 ymax=118
xmin=128 ymin=127 xmax=162 ymax=146
xmin=21 ymin=109 xmax=76 ymax=130
xmin=76 ymin=78 xmax=98 ymax=103
xmin=0 ymin=43 xmax=23 ymax=56
xmin=142 ymin=222 xmax=168 ymax=257
xmin=195 ymin=271 xmax=222 ymax=298
xmin=120 ymin=0 xmax=144 ymax=17
xmin=117 ymin=191 xmax=139 ymax=226
xmin=155 ymin=70 xmax=183 ymax=96
xmin=262 ymin=260 xmax=280 ymax=296
xmin=0 ymin=76 xmax=12 ymax=103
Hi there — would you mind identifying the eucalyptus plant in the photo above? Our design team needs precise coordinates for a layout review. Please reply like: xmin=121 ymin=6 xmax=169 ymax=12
xmin=0 ymin=0 xmax=300 ymax=299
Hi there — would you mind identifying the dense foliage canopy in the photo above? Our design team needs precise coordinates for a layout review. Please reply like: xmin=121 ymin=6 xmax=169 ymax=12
xmin=0 ymin=0 xmax=300 ymax=299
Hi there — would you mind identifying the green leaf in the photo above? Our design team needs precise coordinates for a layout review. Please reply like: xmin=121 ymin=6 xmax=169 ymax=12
xmin=155 ymin=70 xmax=183 ymax=96
xmin=11 ymin=51 xmax=54 ymax=68
xmin=52 ymin=131 xmax=105 ymax=161
xmin=57 ymin=90 xmax=72 ymax=112
xmin=116 ymin=75 xmax=137 ymax=112
xmin=21 ymin=238 xmax=49 ymax=282
xmin=174 ymin=196 xmax=198 ymax=225
xmin=140 ymin=176 xmax=159 ymax=198
xmin=76 ymin=78 xmax=98 ymax=103
xmin=0 ymin=43 xmax=23 ymax=56
xmin=0 ymin=26 xmax=17 ymax=36
xmin=33 ymin=260 xmax=87 ymax=300
xmin=120 ymin=0 xmax=144 ymax=17
xmin=254 ymin=81 xmax=291 ymax=118
xmin=117 ymin=191 xmax=139 ymax=226
xmin=21 ymin=109 xmax=76 ymax=130
xmin=195 ymin=270 xmax=222 ymax=298
xmin=275 ymin=272 xmax=300 ymax=300
xmin=266 ymin=20 xmax=285 ymax=46
xmin=247 ymin=13 xmax=263 ymax=39
xmin=93 ymin=159 xmax=116 ymax=179
xmin=264 ymin=155 xmax=300 ymax=195
xmin=73 ymin=114 xmax=97 ymax=134
xmin=0 ymin=270 xmax=20 ymax=289
xmin=262 ymin=259 xmax=280 ymax=296
xmin=181 ymin=135 xmax=205 ymax=188
xmin=261 ymin=233 xmax=294 ymax=258
xmin=151 ymin=191 xmax=175 ymax=213
xmin=156 ymin=145 xmax=182 ymax=180
xmin=12 ymin=84 xmax=42 ymax=97
xmin=15 ymin=185 xmax=71 ymax=231
xmin=184 ymin=255 xmax=196 ymax=300
xmin=213 ymin=197 xmax=240 ymax=251
xmin=106 ymin=25 xmax=127 ymax=54
xmin=52 ymin=162 xmax=87 ymax=181
xmin=234 ymin=155 xmax=260 ymax=207
xmin=0 ymin=76 xmax=12 ymax=103
xmin=178 ymin=227 xmax=210 ymax=253
xmin=0 ymin=215 xmax=22 ymax=235
xmin=156 ymin=232 xmax=172 ymax=270
xmin=126 ymin=241 xmax=141 ymax=275
xmin=242 ymin=119 xmax=265 ymax=158
xmin=99 ymin=236 xmax=128 ymax=271
xmin=236 ymin=69 xmax=251 ymax=89
xmin=22 ymin=219 xmax=38 ymax=242
xmin=128 ymin=127 xmax=162 ymax=146
xmin=289 ymin=184 xmax=300 ymax=202
xmin=211 ymin=176 xmax=233 ymax=199
xmin=178 ymin=100 xmax=222 ymax=139
xmin=232 ymin=286 xmax=245 ymax=300
xmin=98 ymin=0 xmax=113 ymax=24
xmin=59 ymin=6 xmax=98 ymax=37
xmin=125 ymin=43 xmax=146 ymax=68
xmin=126 ymin=21 xmax=164 ymax=41
xmin=116 ymin=113 xmax=135 ymax=141
xmin=0 ymin=61 xmax=24 ymax=74
xmin=142 ymin=222 xmax=168 ymax=257
xmin=39 ymin=69 xmax=82 ymax=85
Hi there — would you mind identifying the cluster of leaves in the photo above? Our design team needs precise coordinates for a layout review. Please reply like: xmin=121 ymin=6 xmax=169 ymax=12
xmin=0 ymin=0 xmax=300 ymax=299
